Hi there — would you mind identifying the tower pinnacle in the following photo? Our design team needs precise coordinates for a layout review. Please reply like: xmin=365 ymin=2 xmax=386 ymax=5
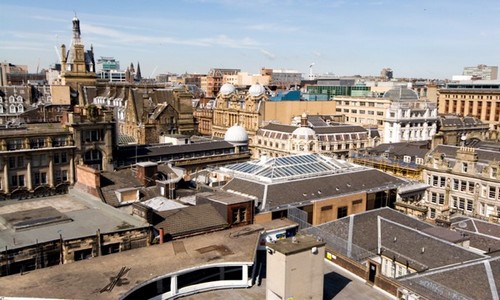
xmin=72 ymin=14 xmax=81 ymax=44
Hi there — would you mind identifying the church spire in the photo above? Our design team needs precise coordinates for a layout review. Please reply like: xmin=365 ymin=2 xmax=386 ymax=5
xmin=135 ymin=62 xmax=142 ymax=81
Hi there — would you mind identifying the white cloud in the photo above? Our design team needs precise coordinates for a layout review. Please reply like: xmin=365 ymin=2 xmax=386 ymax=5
xmin=83 ymin=24 xmax=261 ymax=49
xmin=260 ymin=49 xmax=276 ymax=59
xmin=245 ymin=23 xmax=300 ymax=33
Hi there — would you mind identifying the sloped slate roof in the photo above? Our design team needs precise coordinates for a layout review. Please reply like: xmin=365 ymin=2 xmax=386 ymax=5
xmin=367 ymin=141 xmax=430 ymax=158
xmin=430 ymin=145 xmax=500 ymax=162
xmin=222 ymin=168 xmax=405 ymax=211
xmin=154 ymin=203 xmax=227 ymax=238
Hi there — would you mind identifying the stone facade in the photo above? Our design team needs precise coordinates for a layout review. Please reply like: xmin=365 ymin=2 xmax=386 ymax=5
xmin=422 ymin=145 xmax=500 ymax=223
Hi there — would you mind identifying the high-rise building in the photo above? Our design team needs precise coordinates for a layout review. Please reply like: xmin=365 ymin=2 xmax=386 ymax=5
xmin=96 ymin=57 xmax=120 ymax=72
xmin=380 ymin=67 xmax=393 ymax=80
xmin=463 ymin=64 xmax=498 ymax=80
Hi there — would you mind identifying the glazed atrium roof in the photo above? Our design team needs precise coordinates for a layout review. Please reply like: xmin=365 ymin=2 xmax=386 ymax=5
xmin=220 ymin=153 xmax=366 ymax=183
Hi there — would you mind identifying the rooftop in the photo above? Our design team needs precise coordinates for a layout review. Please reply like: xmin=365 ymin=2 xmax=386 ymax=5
xmin=0 ymin=190 xmax=149 ymax=250
xmin=154 ymin=203 xmax=228 ymax=238
xmin=267 ymin=234 xmax=325 ymax=255
xmin=303 ymin=207 xmax=499 ymax=300
xmin=221 ymin=153 xmax=364 ymax=183
xmin=0 ymin=222 xmax=269 ymax=299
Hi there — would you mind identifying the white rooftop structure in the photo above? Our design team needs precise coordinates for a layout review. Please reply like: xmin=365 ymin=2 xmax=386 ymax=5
xmin=141 ymin=197 xmax=187 ymax=212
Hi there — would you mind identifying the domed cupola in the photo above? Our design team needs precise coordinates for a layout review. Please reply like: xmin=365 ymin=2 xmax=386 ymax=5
xmin=220 ymin=83 xmax=236 ymax=96
xmin=248 ymin=83 xmax=266 ymax=97
xmin=224 ymin=124 xmax=248 ymax=144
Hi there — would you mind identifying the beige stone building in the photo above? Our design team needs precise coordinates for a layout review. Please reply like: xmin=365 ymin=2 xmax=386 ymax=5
xmin=211 ymin=83 xmax=339 ymax=157
xmin=438 ymin=81 xmax=500 ymax=129
xmin=223 ymin=72 xmax=270 ymax=86
xmin=334 ymin=95 xmax=390 ymax=129
xmin=59 ymin=16 xmax=96 ymax=94
xmin=422 ymin=144 xmax=500 ymax=223
xmin=212 ymin=83 xmax=267 ymax=145
xmin=0 ymin=105 xmax=115 ymax=200
xmin=335 ymin=87 xmax=438 ymax=144
xmin=254 ymin=113 xmax=375 ymax=159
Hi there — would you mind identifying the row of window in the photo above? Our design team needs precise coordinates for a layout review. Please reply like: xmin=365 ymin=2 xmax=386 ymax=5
xmin=450 ymin=196 xmax=474 ymax=212
xmin=6 ymin=137 xmax=71 ymax=150
xmin=338 ymin=101 xmax=378 ymax=107
xmin=336 ymin=108 xmax=385 ymax=116
xmin=443 ymin=94 xmax=499 ymax=100
xmin=0 ymin=95 xmax=23 ymax=103
xmin=257 ymin=138 xmax=364 ymax=151
xmin=428 ymin=173 xmax=500 ymax=201
xmin=6 ymin=153 xmax=69 ymax=169
xmin=0 ymin=104 xmax=24 ymax=114
xmin=5 ymin=170 xmax=68 ymax=188
xmin=430 ymin=192 xmax=445 ymax=205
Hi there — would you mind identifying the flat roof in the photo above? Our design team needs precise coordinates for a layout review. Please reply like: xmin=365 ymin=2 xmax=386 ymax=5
xmin=0 ymin=222 xmax=289 ymax=299
xmin=198 ymin=190 xmax=256 ymax=205
xmin=0 ymin=190 xmax=149 ymax=250
xmin=267 ymin=234 xmax=325 ymax=255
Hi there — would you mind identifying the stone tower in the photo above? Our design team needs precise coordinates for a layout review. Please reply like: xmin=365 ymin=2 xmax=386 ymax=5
xmin=60 ymin=15 xmax=96 ymax=96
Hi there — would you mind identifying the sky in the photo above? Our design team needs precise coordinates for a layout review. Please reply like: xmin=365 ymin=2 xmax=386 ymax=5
xmin=1 ymin=0 xmax=499 ymax=80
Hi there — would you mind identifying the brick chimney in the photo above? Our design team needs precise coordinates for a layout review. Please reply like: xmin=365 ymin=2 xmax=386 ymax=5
xmin=135 ymin=162 xmax=158 ymax=187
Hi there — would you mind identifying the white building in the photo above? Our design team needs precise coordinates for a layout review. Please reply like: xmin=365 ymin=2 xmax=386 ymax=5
xmin=335 ymin=87 xmax=438 ymax=144
xmin=383 ymin=87 xmax=437 ymax=143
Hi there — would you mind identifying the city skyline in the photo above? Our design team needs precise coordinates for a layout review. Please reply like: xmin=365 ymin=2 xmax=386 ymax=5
xmin=1 ymin=0 xmax=499 ymax=79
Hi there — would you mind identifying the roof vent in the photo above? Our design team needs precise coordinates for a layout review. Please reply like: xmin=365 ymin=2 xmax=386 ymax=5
xmin=421 ymin=247 xmax=425 ymax=254
xmin=292 ymin=236 xmax=299 ymax=244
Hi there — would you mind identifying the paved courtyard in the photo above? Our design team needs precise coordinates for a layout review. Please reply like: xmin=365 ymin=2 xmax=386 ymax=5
xmin=183 ymin=260 xmax=394 ymax=300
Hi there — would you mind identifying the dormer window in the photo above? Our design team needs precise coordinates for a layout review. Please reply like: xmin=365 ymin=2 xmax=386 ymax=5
xmin=462 ymin=162 xmax=468 ymax=173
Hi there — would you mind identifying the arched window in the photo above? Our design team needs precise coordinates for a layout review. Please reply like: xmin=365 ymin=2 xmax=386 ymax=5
xmin=9 ymin=96 xmax=15 ymax=103
xmin=9 ymin=104 xmax=16 ymax=114
xmin=0 ymin=96 xmax=3 ymax=103
xmin=0 ymin=106 xmax=3 ymax=113
xmin=17 ymin=104 xmax=24 ymax=113
xmin=16 ymin=96 xmax=22 ymax=102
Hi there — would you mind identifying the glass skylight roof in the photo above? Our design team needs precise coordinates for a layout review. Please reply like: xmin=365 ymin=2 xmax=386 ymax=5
xmin=221 ymin=153 xmax=362 ymax=182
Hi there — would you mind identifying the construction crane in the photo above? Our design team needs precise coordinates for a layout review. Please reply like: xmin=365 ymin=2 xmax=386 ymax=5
xmin=309 ymin=63 xmax=315 ymax=80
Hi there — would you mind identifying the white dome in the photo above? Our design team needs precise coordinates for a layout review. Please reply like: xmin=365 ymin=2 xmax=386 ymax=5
xmin=292 ymin=127 xmax=316 ymax=139
xmin=248 ymin=83 xmax=266 ymax=97
xmin=224 ymin=124 xmax=248 ymax=143
xmin=220 ymin=83 xmax=236 ymax=95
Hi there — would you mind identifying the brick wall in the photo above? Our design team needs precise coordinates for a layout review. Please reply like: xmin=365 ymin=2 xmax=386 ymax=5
xmin=74 ymin=164 xmax=100 ymax=198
